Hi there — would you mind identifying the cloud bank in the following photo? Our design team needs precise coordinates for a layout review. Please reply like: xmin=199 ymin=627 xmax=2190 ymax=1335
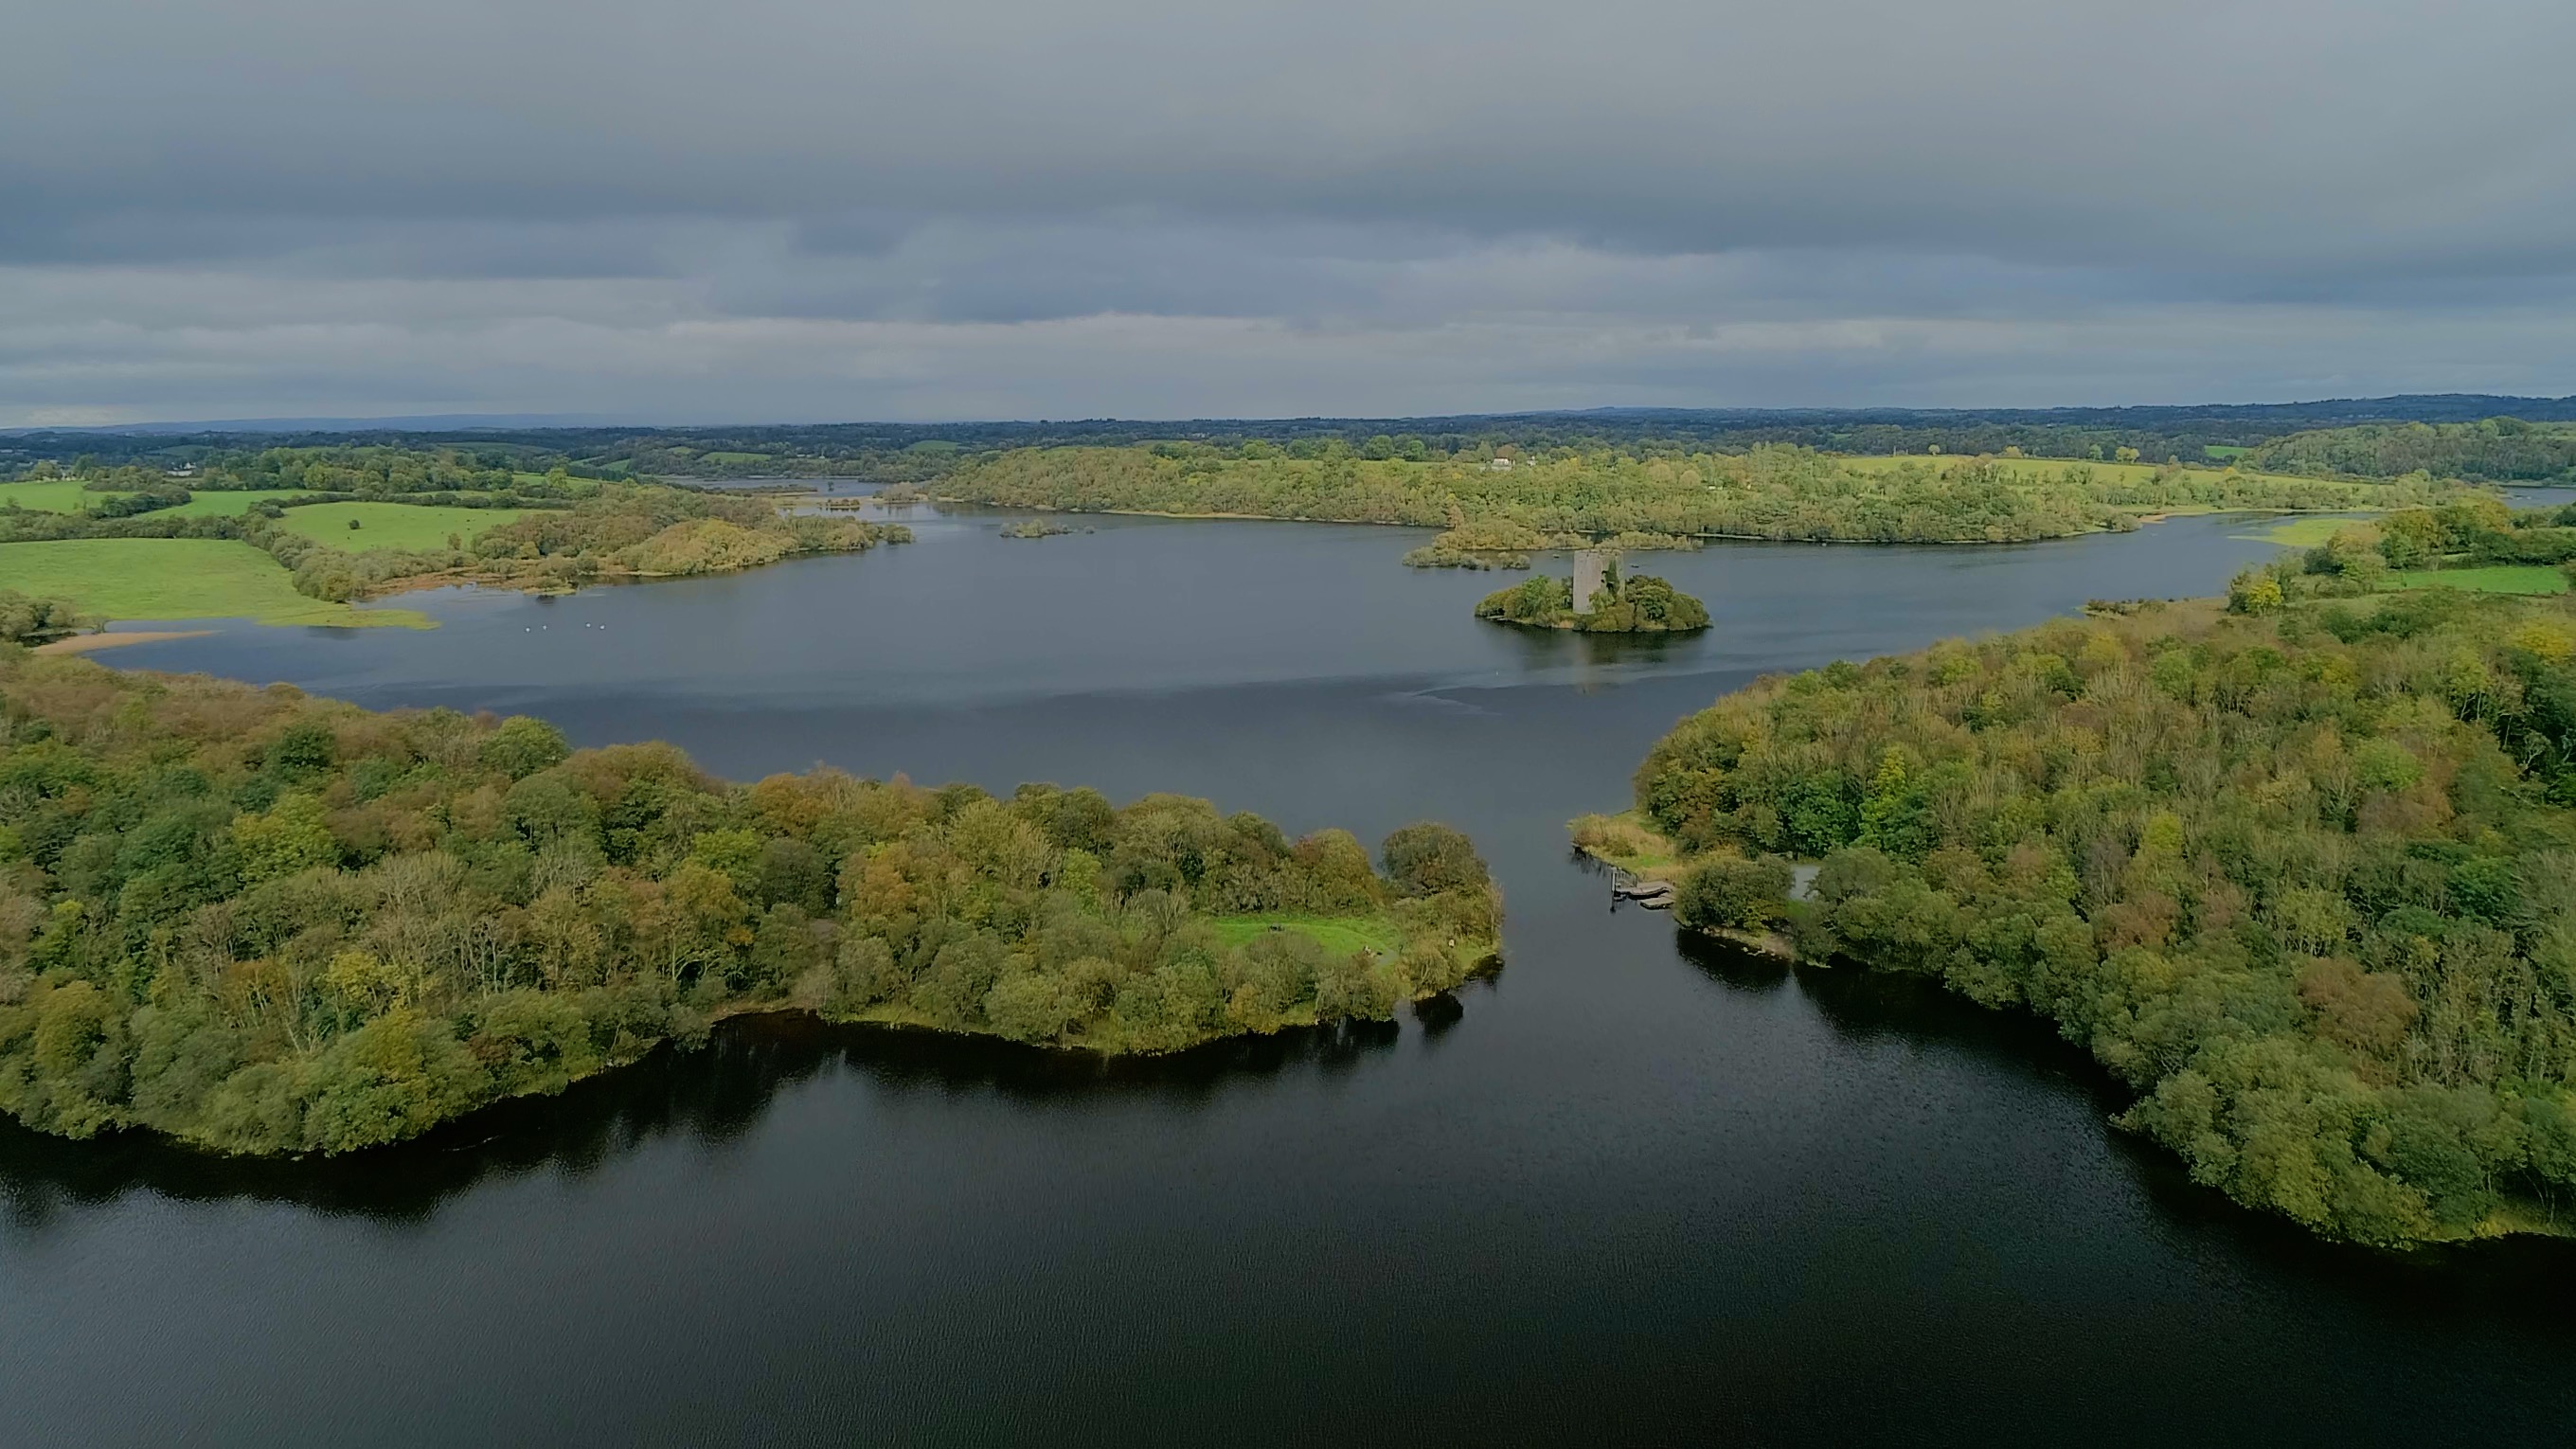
xmin=7 ymin=0 xmax=2573 ymax=423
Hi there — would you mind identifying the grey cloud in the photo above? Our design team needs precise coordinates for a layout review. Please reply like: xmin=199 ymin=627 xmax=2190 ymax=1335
xmin=4 ymin=0 xmax=2575 ymax=420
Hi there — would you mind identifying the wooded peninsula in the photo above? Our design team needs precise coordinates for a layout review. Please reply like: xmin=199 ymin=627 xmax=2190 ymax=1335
xmin=1597 ymin=588 xmax=2576 ymax=1246
xmin=2 ymin=447 xmax=904 ymax=634
xmin=0 ymin=649 xmax=1502 ymax=1154
xmin=936 ymin=442 xmax=2429 ymax=546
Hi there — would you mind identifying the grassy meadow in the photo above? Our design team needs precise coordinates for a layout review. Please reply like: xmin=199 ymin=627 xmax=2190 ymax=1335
xmin=2385 ymin=565 xmax=2570 ymax=596
xmin=0 ymin=481 xmax=311 ymax=516
xmin=1210 ymin=913 xmax=1404 ymax=957
xmin=277 ymin=501 xmax=527 ymax=551
xmin=2240 ymin=515 xmax=2370 ymax=547
xmin=0 ymin=481 xmax=102 ymax=511
xmin=0 ymin=539 xmax=432 ymax=627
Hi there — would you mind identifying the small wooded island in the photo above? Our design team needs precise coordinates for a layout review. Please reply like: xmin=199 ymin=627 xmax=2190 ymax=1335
xmin=0 ymin=649 xmax=1503 ymax=1155
xmin=1476 ymin=553 xmax=1710 ymax=633
xmin=1584 ymin=586 xmax=2576 ymax=1247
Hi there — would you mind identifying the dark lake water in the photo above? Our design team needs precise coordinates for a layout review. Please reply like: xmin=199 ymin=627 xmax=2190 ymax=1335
xmin=9 ymin=510 xmax=2576 ymax=1445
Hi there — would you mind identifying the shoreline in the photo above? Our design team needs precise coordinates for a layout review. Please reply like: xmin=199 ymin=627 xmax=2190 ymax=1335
xmin=33 ymin=629 xmax=217 ymax=655
xmin=5 ymin=947 xmax=1505 ymax=1163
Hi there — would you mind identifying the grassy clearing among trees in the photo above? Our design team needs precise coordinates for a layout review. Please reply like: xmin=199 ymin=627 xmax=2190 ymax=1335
xmin=1208 ymin=913 xmax=1405 ymax=957
xmin=2386 ymin=566 xmax=2569 ymax=596
xmin=2242 ymin=516 xmax=2372 ymax=548
xmin=0 ymin=481 xmax=111 ymax=512
xmin=1620 ymin=590 xmax=2576 ymax=1246
xmin=2 ymin=481 xmax=314 ymax=517
xmin=0 ymin=540 xmax=431 ymax=628
xmin=0 ymin=651 xmax=1503 ymax=1155
xmin=277 ymin=501 xmax=529 ymax=552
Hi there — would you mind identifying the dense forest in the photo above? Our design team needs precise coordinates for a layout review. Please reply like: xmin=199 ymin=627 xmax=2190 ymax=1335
xmin=1622 ymin=591 xmax=2576 ymax=1245
xmin=0 ymin=650 xmax=1502 ymax=1154
xmin=939 ymin=443 xmax=2418 ymax=546
xmin=2253 ymin=419 xmax=2576 ymax=485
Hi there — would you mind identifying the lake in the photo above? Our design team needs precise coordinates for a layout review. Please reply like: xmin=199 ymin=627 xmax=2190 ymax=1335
xmin=7 ymin=510 xmax=2573 ymax=1445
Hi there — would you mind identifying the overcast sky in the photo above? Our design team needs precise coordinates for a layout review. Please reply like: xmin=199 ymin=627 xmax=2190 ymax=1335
xmin=6 ymin=0 xmax=2573 ymax=425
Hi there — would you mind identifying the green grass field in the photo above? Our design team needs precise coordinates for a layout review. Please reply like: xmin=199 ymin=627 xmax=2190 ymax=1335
xmin=0 ymin=481 xmax=311 ymax=516
xmin=2242 ymin=515 xmax=2370 ymax=547
xmin=0 ymin=539 xmax=432 ymax=627
xmin=1210 ymin=913 xmax=1403 ymax=957
xmin=0 ymin=480 xmax=109 ymax=511
xmin=279 ymin=501 xmax=526 ymax=552
xmin=2388 ymin=566 xmax=2570 ymax=596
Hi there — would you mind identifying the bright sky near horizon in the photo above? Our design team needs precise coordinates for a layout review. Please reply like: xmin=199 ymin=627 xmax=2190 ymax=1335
xmin=7 ymin=0 xmax=2574 ymax=425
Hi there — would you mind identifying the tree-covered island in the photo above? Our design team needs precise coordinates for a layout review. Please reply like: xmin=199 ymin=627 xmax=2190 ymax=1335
xmin=1476 ymin=555 xmax=1710 ymax=633
xmin=1590 ymin=588 xmax=2576 ymax=1247
xmin=0 ymin=649 xmax=1502 ymax=1155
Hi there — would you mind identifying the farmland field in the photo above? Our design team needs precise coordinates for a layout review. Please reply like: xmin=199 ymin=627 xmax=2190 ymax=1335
xmin=0 ymin=539 xmax=431 ymax=626
xmin=2387 ymin=565 xmax=2569 ymax=595
xmin=277 ymin=501 xmax=527 ymax=551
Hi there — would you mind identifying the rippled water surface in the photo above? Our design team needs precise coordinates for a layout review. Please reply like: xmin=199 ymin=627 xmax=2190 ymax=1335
xmin=8 ymin=510 xmax=2574 ymax=1445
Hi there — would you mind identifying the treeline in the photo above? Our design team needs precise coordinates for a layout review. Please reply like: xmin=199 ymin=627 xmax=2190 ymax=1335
xmin=0 ymin=651 xmax=1501 ymax=1154
xmin=16 ymin=446 xmax=619 ymax=496
xmin=2254 ymin=419 xmax=2576 ymax=485
xmin=941 ymin=444 xmax=2419 ymax=546
xmin=1628 ymin=592 xmax=2576 ymax=1245
xmin=18 ymin=396 xmax=2576 ymax=480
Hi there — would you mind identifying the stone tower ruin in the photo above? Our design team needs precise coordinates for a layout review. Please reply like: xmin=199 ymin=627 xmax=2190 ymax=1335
xmin=1571 ymin=548 xmax=1613 ymax=615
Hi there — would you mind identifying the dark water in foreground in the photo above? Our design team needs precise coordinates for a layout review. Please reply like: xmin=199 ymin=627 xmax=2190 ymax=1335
xmin=9 ymin=511 xmax=2575 ymax=1445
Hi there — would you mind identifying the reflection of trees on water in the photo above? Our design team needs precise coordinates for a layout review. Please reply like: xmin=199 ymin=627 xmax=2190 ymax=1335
xmin=1670 ymin=927 xmax=2576 ymax=1299
xmin=0 ymin=1011 xmax=1404 ymax=1230
xmin=1499 ymin=624 xmax=1703 ymax=685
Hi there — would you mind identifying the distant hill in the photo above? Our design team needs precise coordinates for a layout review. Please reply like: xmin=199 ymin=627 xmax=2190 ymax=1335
xmin=0 ymin=412 xmax=655 ymax=436
xmin=9 ymin=394 xmax=2576 ymax=481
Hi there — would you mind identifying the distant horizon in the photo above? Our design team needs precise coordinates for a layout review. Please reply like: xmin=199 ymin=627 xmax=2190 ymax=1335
xmin=12 ymin=390 xmax=2576 ymax=438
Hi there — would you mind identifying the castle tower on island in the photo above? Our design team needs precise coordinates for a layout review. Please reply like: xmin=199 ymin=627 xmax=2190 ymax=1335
xmin=1571 ymin=548 xmax=1612 ymax=615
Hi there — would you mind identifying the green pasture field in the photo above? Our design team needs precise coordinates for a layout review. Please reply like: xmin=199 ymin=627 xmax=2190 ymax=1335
xmin=2387 ymin=566 xmax=2570 ymax=596
xmin=2242 ymin=516 xmax=2370 ymax=547
xmin=0 ymin=539 xmax=432 ymax=627
xmin=0 ymin=481 xmax=98 ymax=511
xmin=278 ymin=502 xmax=526 ymax=552
xmin=1210 ymin=913 xmax=1404 ymax=957
xmin=0 ymin=481 xmax=311 ymax=516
